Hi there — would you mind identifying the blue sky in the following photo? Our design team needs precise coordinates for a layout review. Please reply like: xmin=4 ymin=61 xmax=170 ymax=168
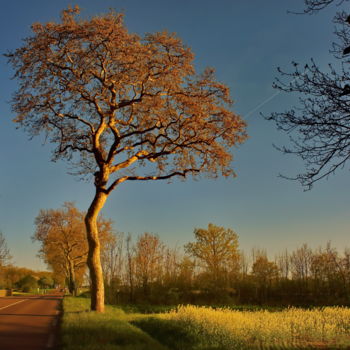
xmin=0 ymin=0 xmax=349 ymax=270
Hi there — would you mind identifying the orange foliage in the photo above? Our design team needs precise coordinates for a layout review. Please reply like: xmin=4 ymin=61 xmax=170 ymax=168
xmin=8 ymin=6 xmax=246 ymax=190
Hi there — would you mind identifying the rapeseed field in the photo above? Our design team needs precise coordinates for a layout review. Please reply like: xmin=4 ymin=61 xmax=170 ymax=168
xmin=160 ymin=305 xmax=350 ymax=349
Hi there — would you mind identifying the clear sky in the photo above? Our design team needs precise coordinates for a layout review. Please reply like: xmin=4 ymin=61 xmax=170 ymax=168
xmin=0 ymin=0 xmax=348 ymax=270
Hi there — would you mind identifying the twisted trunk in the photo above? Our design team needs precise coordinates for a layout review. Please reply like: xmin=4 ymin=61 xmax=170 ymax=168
xmin=85 ymin=189 xmax=108 ymax=312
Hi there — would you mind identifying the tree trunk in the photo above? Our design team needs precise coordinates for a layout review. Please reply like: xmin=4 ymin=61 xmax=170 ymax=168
xmin=126 ymin=235 xmax=134 ymax=303
xmin=67 ymin=258 xmax=76 ymax=296
xmin=85 ymin=189 xmax=108 ymax=312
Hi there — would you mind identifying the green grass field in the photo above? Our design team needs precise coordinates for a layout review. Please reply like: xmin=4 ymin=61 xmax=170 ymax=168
xmin=61 ymin=298 xmax=350 ymax=350
xmin=61 ymin=297 xmax=168 ymax=350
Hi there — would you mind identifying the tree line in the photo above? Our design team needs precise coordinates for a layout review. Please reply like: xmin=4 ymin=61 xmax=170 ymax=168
xmin=0 ymin=266 xmax=54 ymax=293
xmin=0 ymin=231 xmax=54 ymax=292
xmin=1 ymin=206 xmax=349 ymax=306
xmin=102 ymin=229 xmax=350 ymax=306
xmin=3 ymin=204 xmax=347 ymax=306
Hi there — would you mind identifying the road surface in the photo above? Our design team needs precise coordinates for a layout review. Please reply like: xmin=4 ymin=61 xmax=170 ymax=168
xmin=0 ymin=292 xmax=62 ymax=350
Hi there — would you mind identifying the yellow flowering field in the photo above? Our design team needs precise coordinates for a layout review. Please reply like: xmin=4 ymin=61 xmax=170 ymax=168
xmin=160 ymin=305 xmax=350 ymax=349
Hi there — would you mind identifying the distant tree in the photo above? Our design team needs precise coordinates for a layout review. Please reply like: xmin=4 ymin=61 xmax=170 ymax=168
xmin=38 ymin=276 xmax=54 ymax=289
xmin=310 ymin=242 xmax=348 ymax=302
xmin=239 ymin=251 xmax=250 ymax=276
xmin=290 ymin=243 xmax=313 ymax=281
xmin=267 ymin=0 xmax=350 ymax=188
xmin=162 ymin=247 xmax=180 ymax=289
xmin=343 ymin=247 xmax=350 ymax=276
xmin=252 ymin=256 xmax=279 ymax=283
xmin=251 ymin=247 xmax=267 ymax=265
xmin=101 ymin=232 xmax=124 ymax=285
xmin=33 ymin=202 xmax=113 ymax=296
xmin=252 ymin=256 xmax=279 ymax=303
xmin=101 ymin=231 xmax=124 ymax=304
xmin=0 ymin=232 xmax=11 ymax=267
xmin=185 ymin=223 xmax=240 ymax=290
xmin=7 ymin=6 xmax=246 ymax=311
xmin=126 ymin=233 xmax=135 ymax=303
xmin=275 ymin=249 xmax=290 ymax=279
xmin=17 ymin=275 xmax=38 ymax=293
xmin=1 ymin=266 xmax=30 ymax=289
xmin=134 ymin=232 xmax=164 ymax=299
xmin=177 ymin=256 xmax=196 ymax=291
xmin=342 ymin=248 xmax=350 ymax=298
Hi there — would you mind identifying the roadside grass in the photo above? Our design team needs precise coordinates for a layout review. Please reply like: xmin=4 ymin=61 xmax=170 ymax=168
xmin=12 ymin=289 xmax=54 ymax=296
xmin=61 ymin=297 xmax=169 ymax=350
xmin=131 ymin=317 xmax=204 ymax=350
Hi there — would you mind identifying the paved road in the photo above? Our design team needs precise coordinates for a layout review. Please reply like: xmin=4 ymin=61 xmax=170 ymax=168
xmin=0 ymin=292 xmax=62 ymax=350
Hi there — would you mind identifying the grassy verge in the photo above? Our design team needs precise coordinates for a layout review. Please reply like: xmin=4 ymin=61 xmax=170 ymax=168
xmin=12 ymin=289 xmax=54 ymax=296
xmin=132 ymin=317 xmax=205 ymax=350
xmin=61 ymin=297 xmax=169 ymax=350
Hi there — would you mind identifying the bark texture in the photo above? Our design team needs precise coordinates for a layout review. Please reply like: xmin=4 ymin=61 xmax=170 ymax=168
xmin=85 ymin=190 xmax=107 ymax=312
xmin=67 ymin=258 xmax=76 ymax=296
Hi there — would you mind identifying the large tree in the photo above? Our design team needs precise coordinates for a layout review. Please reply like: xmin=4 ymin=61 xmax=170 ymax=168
xmin=267 ymin=0 xmax=350 ymax=189
xmin=7 ymin=7 xmax=246 ymax=311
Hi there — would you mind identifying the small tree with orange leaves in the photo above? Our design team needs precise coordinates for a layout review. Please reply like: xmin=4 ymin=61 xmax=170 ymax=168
xmin=7 ymin=7 xmax=246 ymax=311
xmin=33 ymin=202 xmax=113 ymax=296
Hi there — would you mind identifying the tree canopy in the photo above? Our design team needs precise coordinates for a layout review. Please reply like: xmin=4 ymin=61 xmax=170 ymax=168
xmin=8 ymin=6 xmax=246 ymax=188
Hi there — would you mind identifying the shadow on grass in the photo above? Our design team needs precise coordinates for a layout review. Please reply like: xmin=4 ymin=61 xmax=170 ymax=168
xmin=132 ymin=317 xmax=223 ymax=350
xmin=61 ymin=298 xmax=168 ymax=350
xmin=63 ymin=323 xmax=154 ymax=348
xmin=132 ymin=317 xmax=344 ymax=350
xmin=63 ymin=316 xmax=169 ymax=350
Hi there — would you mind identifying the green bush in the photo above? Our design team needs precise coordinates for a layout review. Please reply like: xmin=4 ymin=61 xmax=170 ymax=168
xmin=17 ymin=275 xmax=38 ymax=293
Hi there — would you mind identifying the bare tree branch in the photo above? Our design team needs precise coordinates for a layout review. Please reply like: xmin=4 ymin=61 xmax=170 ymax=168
xmin=268 ymin=1 xmax=350 ymax=189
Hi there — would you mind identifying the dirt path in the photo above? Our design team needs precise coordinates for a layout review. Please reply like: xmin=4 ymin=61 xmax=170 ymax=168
xmin=0 ymin=292 xmax=63 ymax=350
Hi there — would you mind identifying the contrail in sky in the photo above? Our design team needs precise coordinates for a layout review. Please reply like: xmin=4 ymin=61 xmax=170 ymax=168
xmin=243 ymin=71 xmax=305 ymax=120
xmin=244 ymin=90 xmax=282 ymax=120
